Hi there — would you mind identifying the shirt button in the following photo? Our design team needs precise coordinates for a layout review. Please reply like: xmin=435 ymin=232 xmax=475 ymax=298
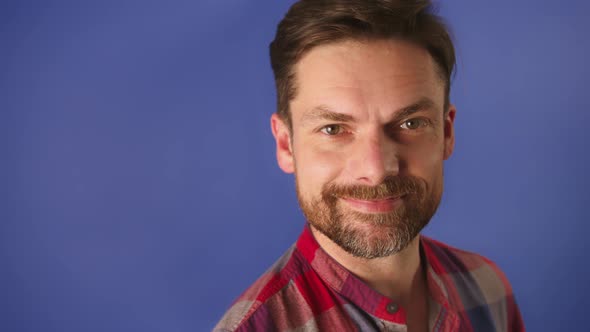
xmin=386 ymin=302 xmax=399 ymax=314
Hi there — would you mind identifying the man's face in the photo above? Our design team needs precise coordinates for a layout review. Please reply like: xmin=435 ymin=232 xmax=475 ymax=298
xmin=271 ymin=39 xmax=456 ymax=259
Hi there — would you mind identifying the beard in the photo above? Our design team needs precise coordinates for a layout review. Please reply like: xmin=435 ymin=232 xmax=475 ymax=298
xmin=296 ymin=175 xmax=441 ymax=259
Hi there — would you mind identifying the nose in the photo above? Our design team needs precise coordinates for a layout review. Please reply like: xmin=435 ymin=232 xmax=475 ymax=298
xmin=348 ymin=130 xmax=399 ymax=185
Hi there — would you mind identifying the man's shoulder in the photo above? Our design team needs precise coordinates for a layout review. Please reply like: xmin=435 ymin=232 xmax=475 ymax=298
xmin=421 ymin=236 xmax=525 ymax=330
xmin=421 ymin=235 xmax=513 ymax=293
xmin=213 ymin=245 xmax=310 ymax=332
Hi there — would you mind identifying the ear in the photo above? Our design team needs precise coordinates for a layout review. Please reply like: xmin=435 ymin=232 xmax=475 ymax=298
xmin=443 ymin=104 xmax=456 ymax=160
xmin=270 ymin=113 xmax=295 ymax=174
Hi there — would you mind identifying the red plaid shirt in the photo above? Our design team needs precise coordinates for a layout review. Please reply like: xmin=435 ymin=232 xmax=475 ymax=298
xmin=215 ymin=226 xmax=524 ymax=331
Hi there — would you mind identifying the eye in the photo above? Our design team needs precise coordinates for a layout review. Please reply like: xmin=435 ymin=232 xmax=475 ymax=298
xmin=320 ymin=124 xmax=343 ymax=136
xmin=400 ymin=118 xmax=426 ymax=130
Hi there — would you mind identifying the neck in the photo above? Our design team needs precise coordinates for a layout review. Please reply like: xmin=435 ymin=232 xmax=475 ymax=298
xmin=310 ymin=226 xmax=425 ymax=305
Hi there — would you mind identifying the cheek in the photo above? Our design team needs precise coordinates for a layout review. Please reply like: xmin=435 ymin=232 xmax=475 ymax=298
xmin=401 ymin=136 xmax=445 ymax=178
xmin=294 ymin=141 xmax=346 ymax=194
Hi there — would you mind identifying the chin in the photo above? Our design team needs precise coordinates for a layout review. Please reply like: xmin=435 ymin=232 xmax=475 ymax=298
xmin=312 ymin=215 xmax=421 ymax=259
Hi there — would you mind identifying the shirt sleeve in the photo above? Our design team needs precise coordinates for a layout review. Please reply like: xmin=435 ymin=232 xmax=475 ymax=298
xmin=508 ymin=295 xmax=525 ymax=332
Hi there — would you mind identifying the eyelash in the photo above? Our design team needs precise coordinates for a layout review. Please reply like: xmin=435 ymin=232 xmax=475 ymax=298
xmin=399 ymin=117 xmax=431 ymax=130
xmin=319 ymin=124 xmax=347 ymax=136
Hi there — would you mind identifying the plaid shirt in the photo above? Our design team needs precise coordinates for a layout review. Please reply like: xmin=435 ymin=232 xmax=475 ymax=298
xmin=214 ymin=226 xmax=524 ymax=332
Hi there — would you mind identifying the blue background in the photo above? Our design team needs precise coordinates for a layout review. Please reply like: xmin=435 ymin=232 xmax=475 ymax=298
xmin=2 ymin=1 xmax=588 ymax=331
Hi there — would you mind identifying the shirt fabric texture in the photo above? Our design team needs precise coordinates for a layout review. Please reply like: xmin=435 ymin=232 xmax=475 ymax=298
xmin=214 ymin=226 xmax=525 ymax=332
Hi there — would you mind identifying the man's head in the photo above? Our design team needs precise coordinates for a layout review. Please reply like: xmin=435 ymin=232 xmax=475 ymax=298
xmin=269 ymin=0 xmax=456 ymax=259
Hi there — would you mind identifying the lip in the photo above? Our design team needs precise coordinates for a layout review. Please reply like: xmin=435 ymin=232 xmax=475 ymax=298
xmin=340 ymin=195 xmax=404 ymax=213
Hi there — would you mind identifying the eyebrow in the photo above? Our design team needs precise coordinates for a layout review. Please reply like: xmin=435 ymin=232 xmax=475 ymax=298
xmin=299 ymin=97 xmax=438 ymax=126
xmin=300 ymin=105 xmax=356 ymax=126
xmin=392 ymin=97 xmax=437 ymax=122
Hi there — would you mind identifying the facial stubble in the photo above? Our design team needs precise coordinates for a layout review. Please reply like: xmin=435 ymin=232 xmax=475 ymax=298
xmin=296 ymin=175 xmax=441 ymax=259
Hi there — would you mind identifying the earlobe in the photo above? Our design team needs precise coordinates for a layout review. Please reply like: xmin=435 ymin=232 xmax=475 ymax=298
xmin=271 ymin=113 xmax=295 ymax=173
xmin=443 ymin=105 xmax=456 ymax=160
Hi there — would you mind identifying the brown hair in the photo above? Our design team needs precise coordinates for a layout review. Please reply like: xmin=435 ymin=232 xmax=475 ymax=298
xmin=269 ymin=0 xmax=456 ymax=129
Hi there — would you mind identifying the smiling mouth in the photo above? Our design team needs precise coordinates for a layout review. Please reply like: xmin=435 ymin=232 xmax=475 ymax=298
xmin=340 ymin=195 xmax=405 ymax=213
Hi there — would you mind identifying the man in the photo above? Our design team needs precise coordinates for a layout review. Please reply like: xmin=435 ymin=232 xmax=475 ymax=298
xmin=215 ymin=0 xmax=524 ymax=331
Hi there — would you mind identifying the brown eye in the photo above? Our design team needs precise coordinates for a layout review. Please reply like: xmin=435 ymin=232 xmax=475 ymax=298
xmin=320 ymin=124 xmax=342 ymax=135
xmin=401 ymin=118 xmax=424 ymax=130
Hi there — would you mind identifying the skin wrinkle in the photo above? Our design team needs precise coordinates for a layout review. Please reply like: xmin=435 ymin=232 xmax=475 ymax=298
xmin=300 ymin=96 xmax=439 ymax=130
xmin=287 ymin=40 xmax=448 ymax=135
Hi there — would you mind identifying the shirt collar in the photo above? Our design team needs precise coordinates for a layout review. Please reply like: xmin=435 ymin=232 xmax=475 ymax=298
xmin=295 ymin=224 xmax=460 ymax=323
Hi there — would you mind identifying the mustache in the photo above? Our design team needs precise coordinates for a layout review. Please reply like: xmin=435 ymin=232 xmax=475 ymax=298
xmin=322 ymin=175 xmax=424 ymax=201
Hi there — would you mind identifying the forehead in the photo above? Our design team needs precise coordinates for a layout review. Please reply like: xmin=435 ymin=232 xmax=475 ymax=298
xmin=291 ymin=39 xmax=444 ymax=117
